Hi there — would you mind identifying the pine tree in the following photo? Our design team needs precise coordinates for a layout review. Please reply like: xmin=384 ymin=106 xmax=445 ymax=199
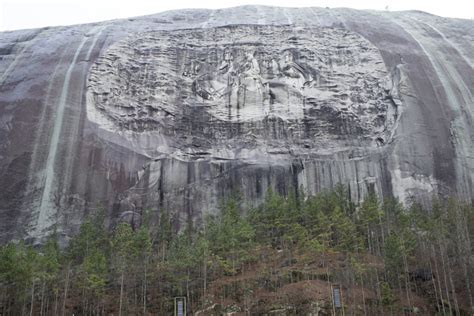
xmin=36 ymin=235 xmax=60 ymax=316
xmin=331 ymin=206 xmax=360 ymax=252
xmin=359 ymin=191 xmax=384 ymax=255
xmin=111 ymin=222 xmax=135 ymax=316
xmin=133 ymin=226 xmax=152 ymax=315
xmin=81 ymin=249 xmax=107 ymax=312
xmin=0 ymin=243 xmax=36 ymax=313
xmin=158 ymin=209 xmax=173 ymax=262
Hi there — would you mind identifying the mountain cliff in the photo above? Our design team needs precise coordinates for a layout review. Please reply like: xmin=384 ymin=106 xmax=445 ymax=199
xmin=0 ymin=6 xmax=472 ymax=243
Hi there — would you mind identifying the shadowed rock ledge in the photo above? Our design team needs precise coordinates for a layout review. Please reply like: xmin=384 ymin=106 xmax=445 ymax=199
xmin=0 ymin=6 xmax=472 ymax=243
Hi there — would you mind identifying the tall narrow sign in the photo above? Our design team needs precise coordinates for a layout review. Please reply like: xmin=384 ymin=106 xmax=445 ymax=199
xmin=333 ymin=287 xmax=342 ymax=308
xmin=174 ymin=297 xmax=186 ymax=316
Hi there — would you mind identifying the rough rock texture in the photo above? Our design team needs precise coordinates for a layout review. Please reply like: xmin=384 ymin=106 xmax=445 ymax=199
xmin=0 ymin=6 xmax=472 ymax=243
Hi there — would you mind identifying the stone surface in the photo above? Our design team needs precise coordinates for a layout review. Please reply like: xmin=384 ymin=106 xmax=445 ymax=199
xmin=0 ymin=6 xmax=472 ymax=243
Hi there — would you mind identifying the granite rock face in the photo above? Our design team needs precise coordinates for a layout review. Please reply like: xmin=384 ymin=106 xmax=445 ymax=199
xmin=0 ymin=6 xmax=472 ymax=243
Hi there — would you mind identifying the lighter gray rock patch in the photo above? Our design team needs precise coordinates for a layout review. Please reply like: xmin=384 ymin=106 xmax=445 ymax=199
xmin=87 ymin=25 xmax=399 ymax=152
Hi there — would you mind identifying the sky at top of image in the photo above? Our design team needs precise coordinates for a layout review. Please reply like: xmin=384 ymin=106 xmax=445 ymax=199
xmin=0 ymin=0 xmax=473 ymax=31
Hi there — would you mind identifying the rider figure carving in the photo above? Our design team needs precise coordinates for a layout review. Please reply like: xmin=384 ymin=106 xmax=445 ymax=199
xmin=278 ymin=49 xmax=312 ymax=89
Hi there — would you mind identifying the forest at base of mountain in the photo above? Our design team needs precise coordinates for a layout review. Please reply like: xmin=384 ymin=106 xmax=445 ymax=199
xmin=1 ymin=185 xmax=473 ymax=315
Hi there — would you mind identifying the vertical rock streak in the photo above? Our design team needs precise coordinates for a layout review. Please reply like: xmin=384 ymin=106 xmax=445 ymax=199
xmin=393 ymin=16 xmax=473 ymax=199
xmin=34 ymin=30 xmax=96 ymax=237
xmin=421 ymin=21 xmax=473 ymax=69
